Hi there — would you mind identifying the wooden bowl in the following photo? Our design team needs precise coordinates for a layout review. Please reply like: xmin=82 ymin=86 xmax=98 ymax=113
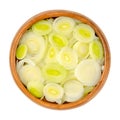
xmin=10 ymin=10 xmax=111 ymax=110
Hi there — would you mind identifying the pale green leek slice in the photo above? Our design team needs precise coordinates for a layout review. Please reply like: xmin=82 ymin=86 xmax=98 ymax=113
xmin=64 ymin=80 xmax=84 ymax=102
xmin=57 ymin=47 xmax=78 ymax=70
xmin=73 ymin=23 xmax=95 ymax=43
xmin=53 ymin=16 xmax=75 ymax=35
xmin=27 ymin=80 xmax=44 ymax=98
xmin=16 ymin=44 xmax=27 ymax=60
xmin=89 ymin=40 xmax=104 ymax=60
xmin=49 ymin=32 xmax=68 ymax=49
xmin=42 ymin=63 xmax=67 ymax=83
xmin=43 ymin=83 xmax=64 ymax=104
xmin=73 ymin=41 xmax=89 ymax=59
xmin=75 ymin=59 xmax=101 ymax=86
xmin=32 ymin=20 xmax=52 ymax=35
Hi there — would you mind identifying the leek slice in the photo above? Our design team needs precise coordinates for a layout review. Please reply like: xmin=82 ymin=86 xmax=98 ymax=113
xmin=43 ymin=83 xmax=64 ymax=104
xmin=64 ymin=80 xmax=84 ymax=102
xmin=20 ymin=31 xmax=46 ymax=63
xmin=89 ymin=40 xmax=104 ymax=60
xmin=73 ymin=41 xmax=89 ymax=59
xmin=27 ymin=80 xmax=44 ymax=98
xmin=16 ymin=44 xmax=27 ymax=60
xmin=18 ymin=64 xmax=44 ymax=86
xmin=75 ymin=59 xmax=101 ymax=86
xmin=49 ymin=32 xmax=68 ymax=49
xmin=57 ymin=47 xmax=78 ymax=70
xmin=42 ymin=63 xmax=67 ymax=83
xmin=32 ymin=20 xmax=52 ymax=35
xmin=73 ymin=23 xmax=95 ymax=43
xmin=45 ymin=46 xmax=58 ymax=63
xmin=53 ymin=16 xmax=75 ymax=35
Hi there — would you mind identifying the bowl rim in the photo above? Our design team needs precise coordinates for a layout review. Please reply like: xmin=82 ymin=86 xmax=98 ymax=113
xmin=9 ymin=9 xmax=111 ymax=110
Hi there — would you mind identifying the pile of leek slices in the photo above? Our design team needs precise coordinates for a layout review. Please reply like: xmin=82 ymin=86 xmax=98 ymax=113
xmin=16 ymin=16 xmax=104 ymax=104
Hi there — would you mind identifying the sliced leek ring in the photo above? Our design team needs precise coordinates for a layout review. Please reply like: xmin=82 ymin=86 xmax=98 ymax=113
xmin=32 ymin=20 xmax=52 ymax=35
xmin=64 ymin=80 xmax=84 ymax=102
xmin=16 ymin=44 xmax=27 ymax=60
xmin=49 ymin=32 xmax=68 ymax=49
xmin=53 ymin=16 xmax=75 ymax=36
xmin=73 ymin=41 xmax=89 ymax=59
xmin=75 ymin=59 xmax=101 ymax=86
xmin=89 ymin=39 xmax=104 ymax=60
xmin=43 ymin=83 xmax=64 ymax=104
xmin=20 ymin=31 xmax=46 ymax=63
xmin=73 ymin=23 xmax=95 ymax=43
xmin=42 ymin=63 xmax=67 ymax=83
xmin=57 ymin=47 xmax=78 ymax=70
xmin=18 ymin=64 xmax=44 ymax=86
xmin=27 ymin=80 xmax=44 ymax=98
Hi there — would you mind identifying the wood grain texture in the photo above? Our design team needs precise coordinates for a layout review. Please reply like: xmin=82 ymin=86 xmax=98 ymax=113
xmin=9 ymin=10 xmax=111 ymax=110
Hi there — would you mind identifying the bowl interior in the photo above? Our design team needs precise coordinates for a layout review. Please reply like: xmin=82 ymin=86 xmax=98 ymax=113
xmin=10 ymin=10 xmax=110 ymax=110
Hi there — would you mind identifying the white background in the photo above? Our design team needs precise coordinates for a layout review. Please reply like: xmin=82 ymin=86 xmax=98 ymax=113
xmin=0 ymin=0 xmax=119 ymax=119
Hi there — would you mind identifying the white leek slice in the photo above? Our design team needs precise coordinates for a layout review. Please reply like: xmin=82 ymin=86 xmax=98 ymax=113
xmin=75 ymin=59 xmax=101 ymax=86
xmin=53 ymin=16 xmax=75 ymax=35
xmin=73 ymin=41 xmax=89 ymax=59
xmin=42 ymin=63 xmax=67 ymax=83
xmin=20 ymin=31 xmax=46 ymax=63
xmin=73 ymin=23 xmax=95 ymax=43
xmin=64 ymin=80 xmax=84 ymax=102
xmin=32 ymin=20 xmax=52 ymax=35
xmin=16 ymin=44 xmax=27 ymax=60
xmin=18 ymin=64 xmax=44 ymax=86
xmin=89 ymin=40 xmax=104 ymax=60
xmin=43 ymin=83 xmax=64 ymax=104
xmin=57 ymin=47 xmax=78 ymax=70
xmin=49 ymin=32 xmax=68 ymax=49
xmin=27 ymin=80 xmax=44 ymax=98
